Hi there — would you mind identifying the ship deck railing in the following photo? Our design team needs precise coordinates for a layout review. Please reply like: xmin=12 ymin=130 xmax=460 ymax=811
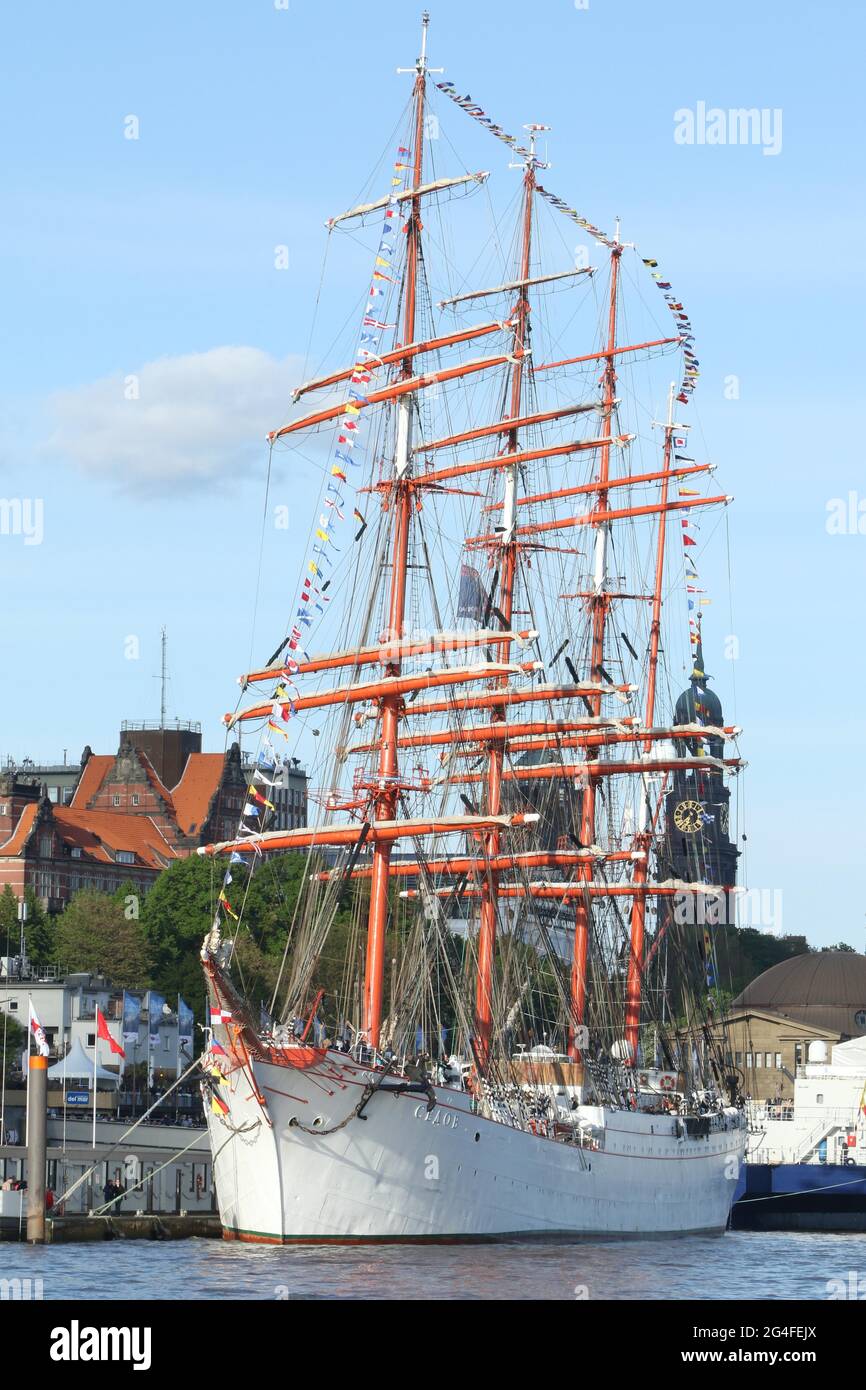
xmin=747 ymin=1102 xmax=796 ymax=1124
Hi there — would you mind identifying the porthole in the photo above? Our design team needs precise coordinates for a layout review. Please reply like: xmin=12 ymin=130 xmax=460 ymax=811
xmin=474 ymin=1132 xmax=480 ymax=1142
xmin=855 ymin=1010 xmax=866 ymax=1028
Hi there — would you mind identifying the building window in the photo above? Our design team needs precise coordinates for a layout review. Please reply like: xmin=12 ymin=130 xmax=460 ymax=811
xmin=795 ymin=1044 xmax=804 ymax=1066
xmin=775 ymin=1053 xmax=782 ymax=1069
xmin=746 ymin=1053 xmax=752 ymax=1068
xmin=39 ymin=835 xmax=52 ymax=857
xmin=765 ymin=1053 xmax=773 ymax=1069
xmin=113 ymin=795 xmax=121 ymax=807
xmin=816 ymin=1094 xmax=824 ymax=1104
xmin=87 ymin=1033 xmax=95 ymax=1047
xmin=71 ymin=846 xmax=82 ymax=859
xmin=9 ymin=1000 xmax=18 ymax=1012
xmin=131 ymin=794 xmax=139 ymax=807
xmin=735 ymin=1052 xmax=743 ymax=1066
xmin=116 ymin=851 xmax=135 ymax=865
xmin=0 ymin=804 xmax=7 ymax=815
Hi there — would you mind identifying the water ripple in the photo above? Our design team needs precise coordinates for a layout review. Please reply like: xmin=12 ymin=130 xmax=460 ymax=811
xmin=5 ymin=1231 xmax=866 ymax=1301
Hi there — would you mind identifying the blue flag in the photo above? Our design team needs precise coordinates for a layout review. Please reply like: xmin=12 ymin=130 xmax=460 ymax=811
xmin=148 ymin=991 xmax=166 ymax=1051
xmin=122 ymin=991 xmax=142 ymax=1046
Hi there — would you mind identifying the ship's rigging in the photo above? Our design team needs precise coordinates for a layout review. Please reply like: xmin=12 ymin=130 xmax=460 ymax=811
xmin=200 ymin=11 xmax=744 ymax=1114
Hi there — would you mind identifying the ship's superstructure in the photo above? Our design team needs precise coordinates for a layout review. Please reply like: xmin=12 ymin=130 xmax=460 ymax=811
xmin=733 ymin=1039 xmax=866 ymax=1232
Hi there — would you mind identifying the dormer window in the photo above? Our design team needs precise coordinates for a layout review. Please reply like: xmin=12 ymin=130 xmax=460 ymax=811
xmin=131 ymin=794 xmax=139 ymax=807
xmin=113 ymin=795 xmax=121 ymax=807
xmin=70 ymin=847 xmax=82 ymax=859
xmin=116 ymin=850 xmax=135 ymax=865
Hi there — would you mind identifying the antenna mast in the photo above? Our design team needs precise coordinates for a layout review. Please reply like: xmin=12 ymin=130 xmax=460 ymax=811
xmin=160 ymin=626 xmax=167 ymax=727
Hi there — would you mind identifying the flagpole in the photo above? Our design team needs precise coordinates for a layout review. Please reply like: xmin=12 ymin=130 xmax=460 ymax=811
xmin=0 ymin=907 xmax=11 ymax=1146
xmin=0 ymin=1010 xmax=6 ymax=1147
xmin=25 ymin=992 xmax=31 ymax=1148
xmin=91 ymin=1026 xmax=97 ymax=1152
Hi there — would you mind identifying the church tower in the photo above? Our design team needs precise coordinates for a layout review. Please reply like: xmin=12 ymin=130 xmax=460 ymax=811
xmin=659 ymin=619 xmax=739 ymax=893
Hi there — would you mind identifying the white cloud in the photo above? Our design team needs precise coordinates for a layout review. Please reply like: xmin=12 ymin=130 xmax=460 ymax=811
xmin=43 ymin=346 xmax=305 ymax=492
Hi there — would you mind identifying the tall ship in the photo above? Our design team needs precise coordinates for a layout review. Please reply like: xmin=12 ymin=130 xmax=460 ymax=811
xmin=198 ymin=15 xmax=746 ymax=1242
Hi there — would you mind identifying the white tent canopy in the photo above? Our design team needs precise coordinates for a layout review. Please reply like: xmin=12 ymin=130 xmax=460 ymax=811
xmin=831 ymin=1036 xmax=866 ymax=1071
xmin=47 ymin=1038 xmax=119 ymax=1086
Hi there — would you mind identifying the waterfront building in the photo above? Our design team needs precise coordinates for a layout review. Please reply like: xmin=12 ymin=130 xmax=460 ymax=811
xmin=0 ymin=722 xmax=308 ymax=912
xmin=718 ymin=951 xmax=866 ymax=1101
xmin=0 ymin=972 xmax=190 ymax=1075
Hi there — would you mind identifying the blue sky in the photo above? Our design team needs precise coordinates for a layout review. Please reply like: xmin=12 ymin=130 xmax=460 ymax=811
xmin=1 ymin=1 xmax=864 ymax=949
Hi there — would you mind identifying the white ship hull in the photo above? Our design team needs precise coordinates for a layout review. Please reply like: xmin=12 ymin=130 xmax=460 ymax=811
xmin=206 ymin=1047 xmax=745 ymax=1243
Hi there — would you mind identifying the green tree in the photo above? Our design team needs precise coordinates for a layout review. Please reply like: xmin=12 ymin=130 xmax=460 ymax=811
xmin=240 ymin=853 xmax=313 ymax=955
xmin=139 ymin=855 xmax=226 ymax=1018
xmin=140 ymin=851 xmax=334 ymax=1021
xmin=0 ymin=886 xmax=53 ymax=973
xmin=23 ymin=887 xmax=54 ymax=973
xmin=0 ymin=885 xmax=18 ymax=947
xmin=54 ymin=890 xmax=151 ymax=986
xmin=713 ymin=927 xmax=811 ymax=999
xmin=0 ymin=1014 xmax=26 ymax=1083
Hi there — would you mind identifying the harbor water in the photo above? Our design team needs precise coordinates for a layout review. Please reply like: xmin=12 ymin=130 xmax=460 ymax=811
xmin=3 ymin=1231 xmax=866 ymax=1301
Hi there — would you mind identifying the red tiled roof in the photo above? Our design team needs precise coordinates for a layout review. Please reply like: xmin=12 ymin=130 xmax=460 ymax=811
xmin=0 ymin=803 xmax=177 ymax=869
xmin=69 ymin=755 xmax=114 ymax=808
xmin=0 ymin=802 xmax=39 ymax=855
xmin=171 ymin=753 xmax=226 ymax=836
xmin=53 ymin=809 xmax=180 ymax=870
xmin=138 ymin=752 xmax=175 ymax=810
xmin=1 ymin=745 xmax=235 ymax=866
xmin=70 ymin=750 xmax=174 ymax=812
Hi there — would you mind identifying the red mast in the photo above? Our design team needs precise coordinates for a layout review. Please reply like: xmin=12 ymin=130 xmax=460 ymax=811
xmin=362 ymin=15 xmax=430 ymax=1050
xmin=568 ymin=231 xmax=621 ymax=1059
xmin=624 ymin=382 xmax=676 ymax=1061
xmin=473 ymin=129 xmax=539 ymax=1071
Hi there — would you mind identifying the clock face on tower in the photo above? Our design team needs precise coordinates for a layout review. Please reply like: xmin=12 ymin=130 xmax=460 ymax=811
xmin=673 ymin=799 xmax=703 ymax=834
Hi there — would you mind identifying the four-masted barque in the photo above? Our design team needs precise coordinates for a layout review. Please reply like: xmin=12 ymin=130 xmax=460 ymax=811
xmin=198 ymin=15 xmax=746 ymax=1242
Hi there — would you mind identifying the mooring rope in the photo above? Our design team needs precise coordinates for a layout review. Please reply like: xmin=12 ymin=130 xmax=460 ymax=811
xmin=53 ymin=1055 xmax=204 ymax=1209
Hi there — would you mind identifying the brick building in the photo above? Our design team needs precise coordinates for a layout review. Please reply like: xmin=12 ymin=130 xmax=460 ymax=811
xmin=0 ymin=723 xmax=307 ymax=913
xmin=712 ymin=952 xmax=866 ymax=1102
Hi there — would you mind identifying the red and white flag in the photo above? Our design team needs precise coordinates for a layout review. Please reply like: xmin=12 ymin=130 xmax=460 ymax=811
xmin=28 ymin=1001 xmax=49 ymax=1057
xmin=96 ymin=1006 xmax=125 ymax=1058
